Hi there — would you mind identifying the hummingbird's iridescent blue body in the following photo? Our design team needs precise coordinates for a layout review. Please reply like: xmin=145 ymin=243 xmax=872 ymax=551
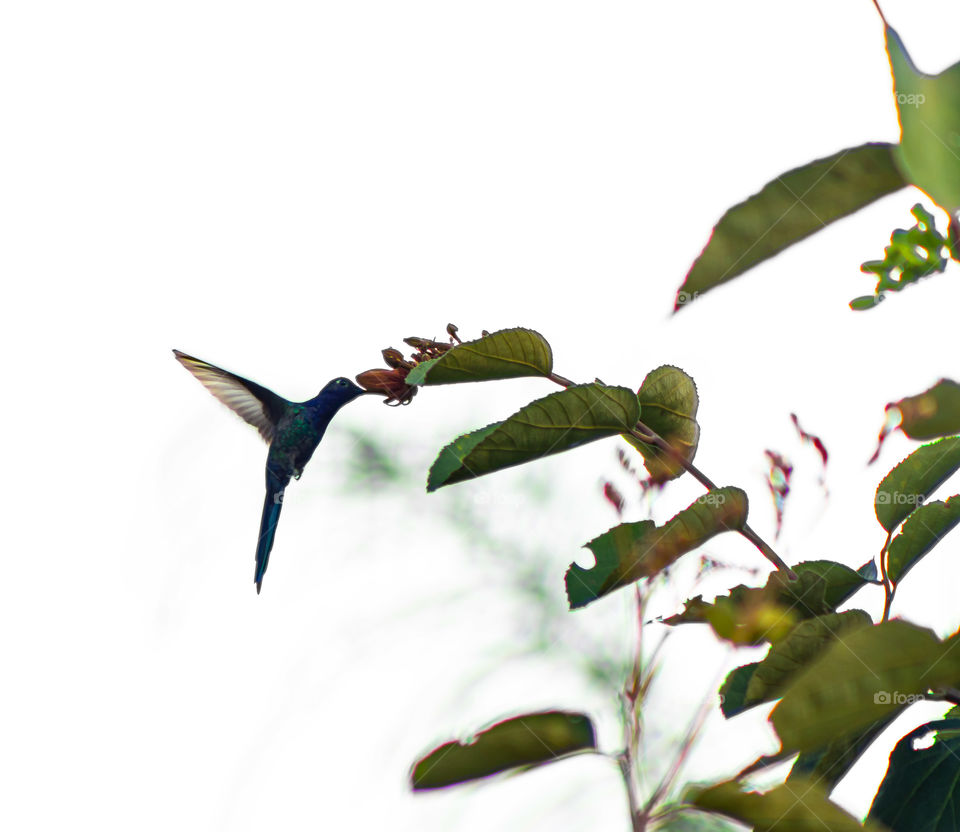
xmin=174 ymin=350 xmax=366 ymax=593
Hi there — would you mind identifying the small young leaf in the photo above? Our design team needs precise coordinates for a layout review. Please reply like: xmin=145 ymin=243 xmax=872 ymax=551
xmin=771 ymin=621 xmax=960 ymax=753
xmin=868 ymin=718 xmax=960 ymax=832
xmin=405 ymin=328 xmax=553 ymax=385
xmin=875 ymin=437 xmax=960 ymax=532
xmin=565 ymin=487 xmax=747 ymax=610
xmin=677 ymin=143 xmax=905 ymax=308
xmin=410 ymin=711 xmax=595 ymax=790
xmin=890 ymin=378 xmax=960 ymax=440
xmin=426 ymin=384 xmax=640 ymax=492
xmin=886 ymin=24 xmax=960 ymax=214
xmin=624 ymin=365 xmax=700 ymax=483
xmin=688 ymin=777 xmax=881 ymax=831
xmin=887 ymin=495 xmax=960 ymax=585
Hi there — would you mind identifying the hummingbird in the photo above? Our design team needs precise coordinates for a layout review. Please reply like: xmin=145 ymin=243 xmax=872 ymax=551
xmin=173 ymin=350 xmax=368 ymax=593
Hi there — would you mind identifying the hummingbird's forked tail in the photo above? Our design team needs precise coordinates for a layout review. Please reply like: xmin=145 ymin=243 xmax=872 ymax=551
xmin=256 ymin=464 xmax=290 ymax=594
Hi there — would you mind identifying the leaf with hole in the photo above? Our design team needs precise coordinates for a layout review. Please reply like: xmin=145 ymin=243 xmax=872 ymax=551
xmin=890 ymin=378 xmax=960 ymax=440
xmin=565 ymin=487 xmax=747 ymax=610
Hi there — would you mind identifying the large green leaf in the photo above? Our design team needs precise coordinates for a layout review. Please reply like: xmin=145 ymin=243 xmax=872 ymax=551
xmin=676 ymin=143 xmax=905 ymax=308
xmin=565 ymin=487 xmax=748 ymax=610
xmin=875 ymin=437 xmax=960 ymax=532
xmin=426 ymin=384 xmax=640 ymax=492
xmin=868 ymin=718 xmax=960 ymax=832
xmin=624 ymin=365 xmax=700 ymax=483
xmin=688 ymin=777 xmax=884 ymax=831
xmin=771 ymin=621 xmax=960 ymax=752
xmin=890 ymin=379 xmax=960 ymax=440
xmin=405 ymin=328 xmax=553 ymax=385
xmin=887 ymin=496 xmax=960 ymax=585
xmin=410 ymin=711 xmax=595 ymax=790
xmin=886 ymin=25 xmax=960 ymax=213
xmin=744 ymin=611 xmax=873 ymax=708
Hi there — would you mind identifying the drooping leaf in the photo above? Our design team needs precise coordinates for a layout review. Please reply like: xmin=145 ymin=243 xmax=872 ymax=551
xmin=788 ymin=710 xmax=902 ymax=792
xmin=426 ymin=384 xmax=639 ymax=492
xmin=770 ymin=621 xmax=960 ymax=752
xmin=405 ymin=328 xmax=553 ymax=385
xmin=890 ymin=379 xmax=960 ymax=440
xmin=410 ymin=711 xmax=596 ymax=790
xmin=868 ymin=718 xmax=960 ymax=832
xmin=875 ymin=437 xmax=960 ymax=532
xmin=854 ymin=204 xmax=950 ymax=309
xmin=887 ymin=496 xmax=960 ymax=585
xmin=886 ymin=24 xmax=960 ymax=214
xmin=687 ymin=777 xmax=883 ymax=831
xmin=718 ymin=663 xmax=759 ymax=718
xmin=664 ymin=559 xmax=876 ymax=635
xmin=624 ymin=365 xmax=700 ymax=483
xmin=676 ymin=143 xmax=906 ymax=308
xmin=565 ymin=487 xmax=748 ymax=610
xmin=744 ymin=611 xmax=873 ymax=708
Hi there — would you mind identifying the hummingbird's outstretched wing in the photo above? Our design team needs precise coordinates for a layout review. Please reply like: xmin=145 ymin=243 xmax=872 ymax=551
xmin=173 ymin=349 xmax=289 ymax=443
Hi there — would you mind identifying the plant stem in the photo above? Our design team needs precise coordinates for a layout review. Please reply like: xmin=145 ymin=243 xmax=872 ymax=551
xmin=879 ymin=531 xmax=894 ymax=621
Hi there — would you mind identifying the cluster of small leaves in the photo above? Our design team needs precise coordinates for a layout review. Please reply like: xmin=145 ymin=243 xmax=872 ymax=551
xmin=851 ymin=204 xmax=953 ymax=310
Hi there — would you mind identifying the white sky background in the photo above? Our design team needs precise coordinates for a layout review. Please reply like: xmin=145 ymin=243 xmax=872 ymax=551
xmin=3 ymin=0 xmax=960 ymax=829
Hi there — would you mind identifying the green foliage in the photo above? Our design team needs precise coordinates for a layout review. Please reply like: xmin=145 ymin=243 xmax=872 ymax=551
xmin=770 ymin=621 xmax=960 ymax=752
xmin=565 ymin=487 xmax=747 ymax=610
xmin=718 ymin=663 xmax=759 ymax=718
xmin=426 ymin=384 xmax=640 ymax=491
xmin=677 ymin=143 xmax=905 ymax=308
xmin=410 ymin=711 xmax=596 ymax=790
xmin=890 ymin=378 xmax=960 ymax=440
xmin=875 ymin=437 xmax=960 ymax=532
xmin=406 ymin=328 xmax=553 ymax=385
xmin=624 ymin=365 xmax=700 ymax=483
xmin=868 ymin=718 xmax=960 ymax=832
xmin=887 ymin=496 xmax=960 ymax=585
xmin=853 ymin=204 xmax=951 ymax=310
xmin=687 ymin=777 xmax=883 ymax=831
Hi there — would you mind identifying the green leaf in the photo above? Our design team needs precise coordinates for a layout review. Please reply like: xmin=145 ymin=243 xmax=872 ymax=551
xmin=886 ymin=24 xmax=960 ymax=214
xmin=410 ymin=711 xmax=596 ymax=790
xmin=426 ymin=384 xmax=640 ymax=492
xmin=868 ymin=718 xmax=960 ymax=832
xmin=718 ymin=663 xmax=759 ymax=718
xmin=624 ymin=365 xmax=700 ymax=483
xmin=770 ymin=621 xmax=960 ymax=752
xmin=887 ymin=496 xmax=960 ymax=585
xmin=666 ymin=560 xmax=876 ymax=633
xmin=854 ymin=204 xmax=950 ymax=308
xmin=890 ymin=378 xmax=960 ymax=440
xmin=744 ymin=611 xmax=873 ymax=708
xmin=565 ymin=487 xmax=748 ymax=610
xmin=875 ymin=437 xmax=960 ymax=532
xmin=688 ymin=777 xmax=884 ymax=831
xmin=677 ymin=143 xmax=906 ymax=308
xmin=789 ymin=710 xmax=902 ymax=792
xmin=405 ymin=328 xmax=553 ymax=385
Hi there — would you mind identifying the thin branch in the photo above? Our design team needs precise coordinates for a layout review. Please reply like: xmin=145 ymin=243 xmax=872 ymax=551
xmin=879 ymin=531 xmax=894 ymax=621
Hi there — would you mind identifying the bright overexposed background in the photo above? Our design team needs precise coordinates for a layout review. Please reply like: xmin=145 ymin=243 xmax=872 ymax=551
xmin=3 ymin=0 xmax=960 ymax=829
